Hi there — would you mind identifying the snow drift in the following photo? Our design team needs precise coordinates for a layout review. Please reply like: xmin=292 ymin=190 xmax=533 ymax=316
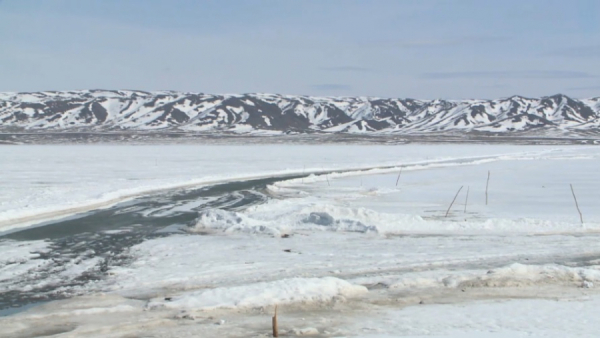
xmin=146 ymin=277 xmax=368 ymax=311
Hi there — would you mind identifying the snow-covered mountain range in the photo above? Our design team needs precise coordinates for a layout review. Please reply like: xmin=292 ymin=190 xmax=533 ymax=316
xmin=1 ymin=90 xmax=599 ymax=134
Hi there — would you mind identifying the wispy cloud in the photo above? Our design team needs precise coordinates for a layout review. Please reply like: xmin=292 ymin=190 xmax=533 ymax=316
xmin=547 ymin=45 xmax=600 ymax=58
xmin=566 ymin=85 xmax=600 ymax=91
xmin=320 ymin=66 xmax=371 ymax=73
xmin=404 ymin=36 xmax=507 ymax=47
xmin=423 ymin=70 xmax=595 ymax=79
xmin=482 ymin=83 xmax=510 ymax=89
xmin=364 ymin=36 xmax=508 ymax=49
xmin=310 ymin=84 xmax=352 ymax=91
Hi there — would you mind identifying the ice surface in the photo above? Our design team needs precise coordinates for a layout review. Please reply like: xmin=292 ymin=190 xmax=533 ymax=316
xmin=1 ymin=144 xmax=574 ymax=232
xmin=186 ymin=151 xmax=600 ymax=236
xmin=3 ymin=144 xmax=600 ymax=337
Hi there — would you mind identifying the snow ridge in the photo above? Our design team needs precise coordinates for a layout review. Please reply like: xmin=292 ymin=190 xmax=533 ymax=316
xmin=1 ymin=90 xmax=599 ymax=134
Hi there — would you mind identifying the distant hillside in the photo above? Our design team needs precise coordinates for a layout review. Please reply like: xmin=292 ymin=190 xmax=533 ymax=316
xmin=1 ymin=90 xmax=599 ymax=135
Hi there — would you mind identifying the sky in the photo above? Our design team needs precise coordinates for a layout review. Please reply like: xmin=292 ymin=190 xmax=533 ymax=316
xmin=0 ymin=0 xmax=598 ymax=99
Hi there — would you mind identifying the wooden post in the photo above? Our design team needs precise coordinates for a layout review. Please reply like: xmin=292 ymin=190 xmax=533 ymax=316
xmin=485 ymin=171 xmax=490 ymax=205
xmin=445 ymin=186 xmax=464 ymax=217
xmin=396 ymin=167 xmax=403 ymax=187
xmin=272 ymin=305 xmax=279 ymax=337
xmin=464 ymin=186 xmax=469 ymax=213
xmin=570 ymin=184 xmax=584 ymax=224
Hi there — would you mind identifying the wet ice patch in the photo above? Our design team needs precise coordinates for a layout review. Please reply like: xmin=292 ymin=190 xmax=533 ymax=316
xmin=0 ymin=240 xmax=51 ymax=284
xmin=0 ymin=240 xmax=50 ymax=266
xmin=147 ymin=277 xmax=367 ymax=311
xmin=58 ymin=256 xmax=104 ymax=279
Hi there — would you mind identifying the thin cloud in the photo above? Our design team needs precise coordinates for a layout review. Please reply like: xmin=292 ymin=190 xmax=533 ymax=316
xmin=310 ymin=84 xmax=352 ymax=91
xmin=320 ymin=66 xmax=371 ymax=73
xmin=366 ymin=36 xmax=508 ymax=49
xmin=566 ymin=85 xmax=600 ymax=91
xmin=423 ymin=70 xmax=595 ymax=79
xmin=547 ymin=45 xmax=600 ymax=58
xmin=482 ymin=84 xmax=510 ymax=89
xmin=404 ymin=36 xmax=506 ymax=47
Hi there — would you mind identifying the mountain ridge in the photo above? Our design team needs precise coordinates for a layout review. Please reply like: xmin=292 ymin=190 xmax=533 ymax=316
xmin=1 ymin=90 xmax=599 ymax=135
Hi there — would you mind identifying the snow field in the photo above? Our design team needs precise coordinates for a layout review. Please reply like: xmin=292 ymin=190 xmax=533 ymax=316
xmin=350 ymin=295 xmax=600 ymax=338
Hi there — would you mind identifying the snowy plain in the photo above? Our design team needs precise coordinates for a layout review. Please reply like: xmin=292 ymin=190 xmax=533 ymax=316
xmin=1 ymin=144 xmax=600 ymax=337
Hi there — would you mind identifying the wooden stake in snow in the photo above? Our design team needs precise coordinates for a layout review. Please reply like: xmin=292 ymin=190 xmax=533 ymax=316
xmin=272 ymin=305 xmax=279 ymax=337
xmin=395 ymin=167 xmax=403 ymax=187
xmin=485 ymin=171 xmax=490 ymax=205
xmin=464 ymin=186 xmax=470 ymax=213
xmin=445 ymin=186 xmax=464 ymax=217
xmin=570 ymin=184 xmax=584 ymax=224
xmin=321 ymin=167 xmax=330 ymax=186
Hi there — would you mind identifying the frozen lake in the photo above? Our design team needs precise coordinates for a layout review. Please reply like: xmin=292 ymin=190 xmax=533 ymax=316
xmin=2 ymin=144 xmax=600 ymax=337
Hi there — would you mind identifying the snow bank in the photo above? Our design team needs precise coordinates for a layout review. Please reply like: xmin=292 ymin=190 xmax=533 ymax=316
xmin=188 ymin=203 xmax=599 ymax=237
xmin=465 ymin=263 xmax=600 ymax=288
xmin=352 ymin=269 xmax=482 ymax=290
xmin=353 ymin=263 xmax=600 ymax=290
xmin=146 ymin=277 xmax=367 ymax=311
xmin=188 ymin=207 xmax=384 ymax=236
xmin=191 ymin=209 xmax=282 ymax=236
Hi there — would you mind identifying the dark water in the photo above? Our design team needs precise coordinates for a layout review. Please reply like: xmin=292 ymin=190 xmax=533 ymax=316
xmin=0 ymin=174 xmax=304 ymax=315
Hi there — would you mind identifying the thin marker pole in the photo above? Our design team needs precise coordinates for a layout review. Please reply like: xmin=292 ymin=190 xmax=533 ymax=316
xmin=395 ymin=167 xmax=403 ymax=187
xmin=464 ymin=186 xmax=470 ymax=213
xmin=485 ymin=171 xmax=490 ymax=205
xmin=445 ymin=186 xmax=464 ymax=218
xmin=570 ymin=184 xmax=584 ymax=224
xmin=321 ymin=167 xmax=330 ymax=186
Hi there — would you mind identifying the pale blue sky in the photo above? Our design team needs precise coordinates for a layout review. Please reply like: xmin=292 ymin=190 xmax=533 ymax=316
xmin=0 ymin=0 xmax=598 ymax=98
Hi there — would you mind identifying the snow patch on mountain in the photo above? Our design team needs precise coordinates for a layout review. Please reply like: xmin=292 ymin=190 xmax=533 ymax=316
xmin=1 ymin=90 xmax=599 ymax=134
